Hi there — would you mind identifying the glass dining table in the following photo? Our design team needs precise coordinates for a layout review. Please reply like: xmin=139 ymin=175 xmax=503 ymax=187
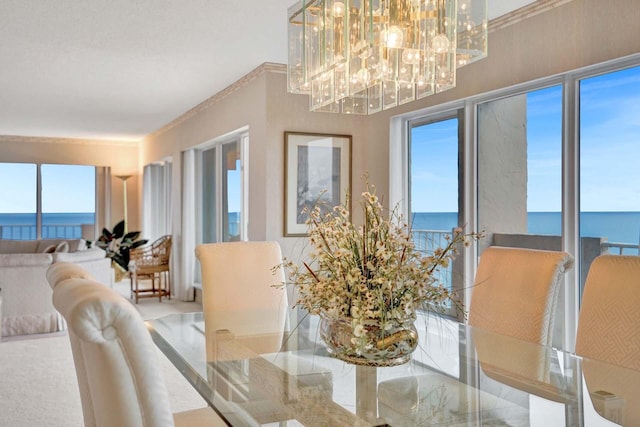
xmin=146 ymin=312 xmax=637 ymax=426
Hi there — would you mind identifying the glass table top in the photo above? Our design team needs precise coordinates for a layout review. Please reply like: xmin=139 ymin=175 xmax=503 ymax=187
xmin=146 ymin=312 xmax=639 ymax=426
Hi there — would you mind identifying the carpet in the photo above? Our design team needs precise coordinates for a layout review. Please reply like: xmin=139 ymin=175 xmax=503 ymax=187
xmin=0 ymin=279 xmax=207 ymax=427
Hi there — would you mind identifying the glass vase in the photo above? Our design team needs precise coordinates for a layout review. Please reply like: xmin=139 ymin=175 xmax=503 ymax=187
xmin=319 ymin=314 xmax=418 ymax=367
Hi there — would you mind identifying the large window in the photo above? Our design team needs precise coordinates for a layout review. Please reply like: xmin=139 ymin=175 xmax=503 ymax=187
xmin=0 ymin=163 xmax=96 ymax=240
xmin=579 ymin=65 xmax=640 ymax=281
xmin=477 ymin=86 xmax=563 ymax=250
xmin=476 ymin=85 xmax=564 ymax=345
xmin=399 ymin=57 xmax=640 ymax=349
xmin=409 ymin=113 xmax=462 ymax=310
xmin=0 ymin=163 xmax=36 ymax=239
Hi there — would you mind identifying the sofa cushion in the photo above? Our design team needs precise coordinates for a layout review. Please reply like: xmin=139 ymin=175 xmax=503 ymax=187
xmin=42 ymin=244 xmax=57 ymax=254
xmin=0 ymin=239 xmax=39 ymax=254
xmin=36 ymin=239 xmax=86 ymax=253
xmin=53 ymin=247 xmax=106 ymax=263
xmin=55 ymin=241 xmax=69 ymax=253
xmin=0 ymin=253 xmax=53 ymax=267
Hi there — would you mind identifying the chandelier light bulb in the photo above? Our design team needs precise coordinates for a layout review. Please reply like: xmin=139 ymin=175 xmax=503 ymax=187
xmin=432 ymin=34 xmax=450 ymax=53
xmin=383 ymin=25 xmax=404 ymax=49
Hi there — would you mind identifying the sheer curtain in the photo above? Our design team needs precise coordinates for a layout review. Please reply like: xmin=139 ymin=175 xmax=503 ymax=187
xmin=95 ymin=166 xmax=111 ymax=241
xmin=142 ymin=161 xmax=172 ymax=242
xmin=178 ymin=149 xmax=197 ymax=301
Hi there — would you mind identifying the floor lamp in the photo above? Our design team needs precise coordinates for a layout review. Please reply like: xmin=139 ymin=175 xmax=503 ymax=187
xmin=116 ymin=175 xmax=132 ymax=234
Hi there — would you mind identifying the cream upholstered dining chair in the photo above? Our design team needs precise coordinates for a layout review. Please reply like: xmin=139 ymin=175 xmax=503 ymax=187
xmin=576 ymin=254 xmax=640 ymax=370
xmin=469 ymin=246 xmax=574 ymax=346
xmin=194 ymin=241 xmax=288 ymax=354
xmin=379 ymin=246 xmax=574 ymax=424
xmin=575 ymin=255 xmax=640 ymax=425
xmin=195 ymin=241 xmax=314 ymax=424
xmin=46 ymin=262 xmax=223 ymax=427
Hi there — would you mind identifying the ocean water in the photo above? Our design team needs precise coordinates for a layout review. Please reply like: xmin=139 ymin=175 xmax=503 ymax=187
xmin=2 ymin=211 xmax=640 ymax=246
xmin=0 ymin=212 xmax=95 ymax=240
xmin=411 ymin=211 xmax=640 ymax=245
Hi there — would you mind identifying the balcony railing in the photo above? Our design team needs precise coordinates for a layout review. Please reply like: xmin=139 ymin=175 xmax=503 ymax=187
xmin=601 ymin=241 xmax=640 ymax=255
xmin=0 ymin=224 xmax=87 ymax=240
xmin=411 ymin=229 xmax=455 ymax=290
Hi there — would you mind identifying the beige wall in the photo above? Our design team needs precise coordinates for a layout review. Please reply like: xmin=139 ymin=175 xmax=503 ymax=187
xmin=0 ymin=136 xmax=141 ymax=232
xmin=141 ymin=0 xmax=640 ymax=260
xmin=142 ymin=67 xmax=368 ymax=260
xmin=0 ymin=0 xmax=620 ymax=282
xmin=141 ymin=0 xmax=640 ymax=261
xmin=2 ymin=0 xmax=637 ymax=247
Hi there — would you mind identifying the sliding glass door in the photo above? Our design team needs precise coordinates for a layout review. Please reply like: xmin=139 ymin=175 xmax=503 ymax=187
xmin=579 ymin=65 xmax=640 ymax=290
xmin=200 ymin=139 xmax=243 ymax=244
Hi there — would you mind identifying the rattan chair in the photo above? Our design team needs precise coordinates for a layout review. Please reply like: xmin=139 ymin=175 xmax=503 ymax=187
xmin=129 ymin=235 xmax=172 ymax=303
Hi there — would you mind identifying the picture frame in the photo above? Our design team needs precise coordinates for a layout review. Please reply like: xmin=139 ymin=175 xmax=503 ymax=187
xmin=284 ymin=131 xmax=352 ymax=237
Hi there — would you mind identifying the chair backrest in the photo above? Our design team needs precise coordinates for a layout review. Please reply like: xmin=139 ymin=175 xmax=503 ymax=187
xmin=469 ymin=246 xmax=574 ymax=346
xmin=576 ymin=254 xmax=640 ymax=371
xmin=130 ymin=235 xmax=172 ymax=270
xmin=195 ymin=241 xmax=288 ymax=351
xmin=47 ymin=262 xmax=175 ymax=427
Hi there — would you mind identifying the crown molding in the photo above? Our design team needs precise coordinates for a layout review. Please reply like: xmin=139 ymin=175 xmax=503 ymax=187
xmin=149 ymin=62 xmax=287 ymax=139
xmin=149 ymin=2 xmax=572 ymax=140
xmin=0 ymin=134 xmax=139 ymax=146
xmin=489 ymin=0 xmax=574 ymax=32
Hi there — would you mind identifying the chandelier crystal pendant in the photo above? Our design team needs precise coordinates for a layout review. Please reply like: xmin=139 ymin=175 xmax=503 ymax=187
xmin=287 ymin=0 xmax=487 ymax=114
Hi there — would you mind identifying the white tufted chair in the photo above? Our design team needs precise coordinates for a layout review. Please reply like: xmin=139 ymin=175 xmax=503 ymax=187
xmin=195 ymin=241 xmax=289 ymax=354
xmin=469 ymin=246 xmax=574 ymax=346
xmin=47 ymin=262 xmax=223 ymax=427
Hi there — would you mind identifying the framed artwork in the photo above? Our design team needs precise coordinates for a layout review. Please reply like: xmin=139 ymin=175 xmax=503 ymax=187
xmin=284 ymin=131 xmax=352 ymax=236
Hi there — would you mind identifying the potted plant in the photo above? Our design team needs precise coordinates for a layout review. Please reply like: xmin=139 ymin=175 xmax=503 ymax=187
xmin=281 ymin=179 xmax=482 ymax=366
xmin=95 ymin=220 xmax=148 ymax=281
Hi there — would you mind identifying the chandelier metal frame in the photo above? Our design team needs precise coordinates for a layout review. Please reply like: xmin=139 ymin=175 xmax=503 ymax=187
xmin=287 ymin=0 xmax=487 ymax=114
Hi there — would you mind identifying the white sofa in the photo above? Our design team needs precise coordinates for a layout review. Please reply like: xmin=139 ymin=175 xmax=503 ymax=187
xmin=0 ymin=238 xmax=113 ymax=337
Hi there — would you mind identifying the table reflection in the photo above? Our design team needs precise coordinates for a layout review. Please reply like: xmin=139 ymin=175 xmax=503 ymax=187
xmin=148 ymin=312 xmax=635 ymax=427
xmin=583 ymin=359 xmax=640 ymax=426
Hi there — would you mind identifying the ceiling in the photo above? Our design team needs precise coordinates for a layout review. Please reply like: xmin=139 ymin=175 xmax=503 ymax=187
xmin=0 ymin=0 xmax=536 ymax=141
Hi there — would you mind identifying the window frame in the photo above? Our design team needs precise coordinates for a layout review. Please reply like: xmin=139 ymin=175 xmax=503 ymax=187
xmin=195 ymin=129 xmax=249 ymax=245
xmin=0 ymin=162 xmax=97 ymax=240
xmin=392 ymin=53 xmax=640 ymax=350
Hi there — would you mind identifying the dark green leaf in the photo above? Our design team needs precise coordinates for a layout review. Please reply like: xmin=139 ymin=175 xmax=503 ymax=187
xmin=112 ymin=220 xmax=126 ymax=238
xmin=123 ymin=231 xmax=141 ymax=241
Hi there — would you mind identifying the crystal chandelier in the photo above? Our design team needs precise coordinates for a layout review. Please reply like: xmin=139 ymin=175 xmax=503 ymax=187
xmin=287 ymin=0 xmax=487 ymax=114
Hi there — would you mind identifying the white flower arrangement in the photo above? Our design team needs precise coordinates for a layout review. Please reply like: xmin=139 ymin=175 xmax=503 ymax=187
xmin=282 ymin=180 xmax=482 ymax=347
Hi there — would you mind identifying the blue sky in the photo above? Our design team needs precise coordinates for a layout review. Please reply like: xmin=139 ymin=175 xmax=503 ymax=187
xmin=0 ymin=163 xmax=95 ymax=213
xmin=411 ymin=64 xmax=640 ymax=213
xmin=410 ymin=118 xmax=459 ymax=212
xmin=580 ymin=67 xmax=640 ymax=211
